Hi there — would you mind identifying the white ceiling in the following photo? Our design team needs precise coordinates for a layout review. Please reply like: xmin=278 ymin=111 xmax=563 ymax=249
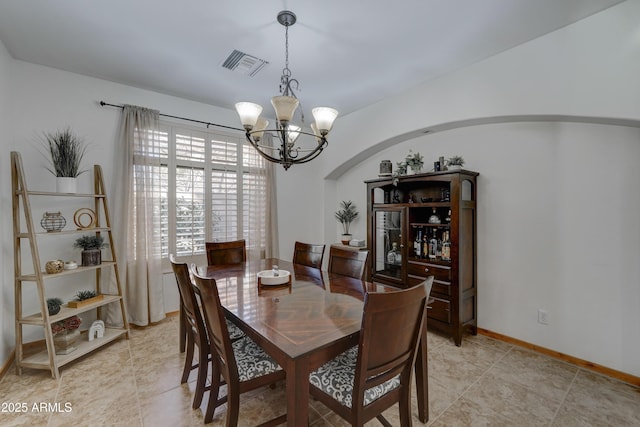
xmin=0 ymin=0 xmax=623 ymax=121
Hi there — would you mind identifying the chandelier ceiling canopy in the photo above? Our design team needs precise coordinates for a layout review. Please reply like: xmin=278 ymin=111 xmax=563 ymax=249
xmin=235 ymin=10 xmax=338 ymax=170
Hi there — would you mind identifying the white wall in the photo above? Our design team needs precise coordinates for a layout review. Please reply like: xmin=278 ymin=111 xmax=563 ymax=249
xmin=309 ymin=1 xmax=640 ymax=376
xmin=319 ymin=0 xmax=640 ymax=181
xmin=336 ymin=121 xmax=640 ymax=376
xmin=0 ymin=57 xmax=241 ymax=365
xmin=0 ymin=39 xmax=13 ymax=367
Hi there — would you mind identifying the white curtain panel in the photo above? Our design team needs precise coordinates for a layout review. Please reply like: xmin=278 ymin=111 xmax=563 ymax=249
xmin=244 ymin=134 xmax=279 ymax=259
xmin=109 ymin=104 xmax=165 ymax=326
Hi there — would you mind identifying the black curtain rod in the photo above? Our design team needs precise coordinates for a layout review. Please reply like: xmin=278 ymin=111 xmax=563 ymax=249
xmin=99 ymin=101 xmax=244 ymax=133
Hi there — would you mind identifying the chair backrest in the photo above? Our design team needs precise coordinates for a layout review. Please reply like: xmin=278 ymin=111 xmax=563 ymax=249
xmin=205 ymin=239 xmax=247 ymax=266
xmin=169 ymin=254 xmax=206 ymax=341
xmin=292 ymin=241 xmax=326 ymax=269
xmin=423 ymin=275 xmax=434 ymax=298
xmin=328 ymin=246 xmax=369 ymax=279
xmin=190 ymin=266 xmax=240 ymax=384
xmin=354 ymin=285 xmax=427 ymax=409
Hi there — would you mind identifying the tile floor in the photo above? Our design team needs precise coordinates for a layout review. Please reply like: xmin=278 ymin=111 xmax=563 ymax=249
xmin=1 ymin=315 xmax=639 ymax=426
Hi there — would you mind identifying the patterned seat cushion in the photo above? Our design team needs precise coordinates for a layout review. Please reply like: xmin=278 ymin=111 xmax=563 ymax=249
xmin=232 ymin=336 xmax=282 ymax=382
xmin=225 ymin=319 xmax=245 ymax=340
xmin=309 ymin=346 xmax=400 ymax=408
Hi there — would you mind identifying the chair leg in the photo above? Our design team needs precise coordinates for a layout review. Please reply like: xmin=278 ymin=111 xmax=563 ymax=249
xmin=225 ymin=386 xmax=241 ymax=427
xmin=192 ymin=342 xmax=209 ymax=409
xmin=204 ymin=361 xmax=224 ymax=423
xmin=179 ymin=303 xmax=186 ymax=353
xmin=398 ymin=387 xmax=412 ymax=427
xmin=181 ymin=332 xmax=195 ymax=384
xmin=376 ymin=414 xmax=394 ymax=427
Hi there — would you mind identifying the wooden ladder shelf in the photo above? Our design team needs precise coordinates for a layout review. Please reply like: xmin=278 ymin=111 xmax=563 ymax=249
xmin=11 ymin=151 xmax=130 ymax=378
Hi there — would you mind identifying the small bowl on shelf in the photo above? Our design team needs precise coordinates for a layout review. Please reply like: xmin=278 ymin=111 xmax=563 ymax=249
xmin=64 ymin=261 xmax=78 ymax=270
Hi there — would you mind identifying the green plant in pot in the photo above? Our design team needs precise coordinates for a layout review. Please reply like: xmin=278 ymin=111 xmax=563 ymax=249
xmin=42 ymin=127 xmax=88 ymax=193
xmin=335 ymin=200 xmax=359 ymax=245
xmin=405 ymin=150 xmax=424 ymax=174
xmin=446 ymin=155 xmax=465 ymax=170
xmin=75 ymin=290 xmax=98 ymax=301
xmin=47 ymin=297 xmax=64 ymax=316
xmin=74 ymin=235 xmax=105 ymax=266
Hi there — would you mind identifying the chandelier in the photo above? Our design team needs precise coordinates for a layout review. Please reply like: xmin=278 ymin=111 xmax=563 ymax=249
xmin=235 ymin=10 xmax=338 ymax=170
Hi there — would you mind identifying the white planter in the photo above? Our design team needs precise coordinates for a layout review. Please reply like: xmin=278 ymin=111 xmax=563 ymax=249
xmin=56 ymin=177 xmax=77 ymax=193
xmin=447 ymin=165 xmax=462 ymax=171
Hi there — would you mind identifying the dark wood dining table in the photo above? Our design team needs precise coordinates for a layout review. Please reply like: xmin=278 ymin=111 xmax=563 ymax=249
xmin=201 ymin=258 xmax=429 ymax=426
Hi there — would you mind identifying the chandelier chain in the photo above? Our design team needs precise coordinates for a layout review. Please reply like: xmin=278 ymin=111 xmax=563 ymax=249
xmin=285 ymin=24 xmax=289 ymax=73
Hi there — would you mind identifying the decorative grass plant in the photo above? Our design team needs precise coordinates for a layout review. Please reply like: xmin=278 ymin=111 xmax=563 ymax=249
xmin=43 ymin=127 xmax=88 ymax=177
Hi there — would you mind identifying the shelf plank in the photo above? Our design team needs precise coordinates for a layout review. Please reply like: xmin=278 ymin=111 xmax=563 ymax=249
xmin=21 ymin=294 xmax=122 ymax=325
xmin=18 ymin=227 xmax=111 ymax=238
xmin=21 ymin=190 xmax=106 ymax=198
xmin=373 ymin=202 xmax=451 ymax=208
xmin=20 ymin=328 xmax=127 ymax=369
xmin=18 ymin=261 xmax=116 ymax=281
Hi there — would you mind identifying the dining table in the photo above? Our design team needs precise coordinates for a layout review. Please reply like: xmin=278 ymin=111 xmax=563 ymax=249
xmin=201 ymin=258 xmax=429 ymax=426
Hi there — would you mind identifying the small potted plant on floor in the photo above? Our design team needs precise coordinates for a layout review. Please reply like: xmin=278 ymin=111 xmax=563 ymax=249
xmin=335 ymin=200 xmax=359 ymax=245
xmin=42 ymin=127 xmax=88 ymax=193
xmin=446 ymin=155 xmax=465 ymax=171
xmin=74 ymin=234 xmax=105 ymax=266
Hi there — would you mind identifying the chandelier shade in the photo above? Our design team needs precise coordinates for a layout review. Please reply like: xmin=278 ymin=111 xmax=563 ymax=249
xmin=235 ymin=10 xmax=338 ymax=170
xmin=235 ymin=102 xmax=262 ymax=128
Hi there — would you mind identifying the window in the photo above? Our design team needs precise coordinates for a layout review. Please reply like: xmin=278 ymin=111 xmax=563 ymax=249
xmin=135 ymin=122 xmax=270 ymax=265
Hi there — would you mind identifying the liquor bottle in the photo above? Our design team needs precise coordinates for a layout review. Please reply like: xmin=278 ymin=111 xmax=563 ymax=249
xmin=445 ymin=209 xmax=452 ymax=224
xmin=414 ymin=229 xmax=422 ymax=258
xmin=422 ymin=230 xmax=428 ymax=259
xmin=437 ymin=233 xmax=442 ymax=258
xmin=428 ymin=229 xmax=438 ymax=259
xmin=441 ymin=231 xmax=451 ymax=261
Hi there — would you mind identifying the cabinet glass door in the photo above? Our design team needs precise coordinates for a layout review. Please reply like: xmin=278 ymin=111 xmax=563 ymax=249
xmin=373 ymin=208 xmax=404 ymax=282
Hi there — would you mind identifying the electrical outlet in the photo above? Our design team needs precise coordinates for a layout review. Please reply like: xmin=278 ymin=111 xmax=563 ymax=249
xmin=538 ymin=309 xmax=549 ymax=325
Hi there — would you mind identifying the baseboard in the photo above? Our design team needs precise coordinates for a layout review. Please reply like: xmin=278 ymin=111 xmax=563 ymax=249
xmin=0 ymin=339 xmax=48 ymax=380
xmin=0 ymin=349 xmax=15 ymax=379
xmin=477 ymin=328 xmax=640 ymax=387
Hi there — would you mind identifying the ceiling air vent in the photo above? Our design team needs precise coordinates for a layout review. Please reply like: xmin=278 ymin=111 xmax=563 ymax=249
xmin=222 ymin=50 xmax=268 ymax=77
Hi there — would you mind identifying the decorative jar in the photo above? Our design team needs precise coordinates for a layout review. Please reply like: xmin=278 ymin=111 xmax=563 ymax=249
xmin=40 ymin=212 xmax=66 ymax=232
xmin=45 ymin=260 xmax=64 ymax=274
xmin=53 ymin=329 xmax=80 ymax=355
xmin=379 ymin=160 xmax=392 ymax=177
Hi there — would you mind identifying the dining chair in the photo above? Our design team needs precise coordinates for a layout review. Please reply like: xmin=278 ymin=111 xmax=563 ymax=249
xmin=309 ymin=284 xmax=427 ymax=427
xmin=205 ymin=239 xmax=247 ymax=265
xmin=292 ymin=241 xmax=326 ymax=269
xmin=328 ymin=246 xmax=369 ymax=280
xmin=169 ymin=254 xmax=210 ymax=409
xmin=191 ymin=267 xmax=287 ymax=426
xmin=422 ymin=274 xmax=434 ymax=299
xmin=171 ymin=256 xmax=245 ymax=408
